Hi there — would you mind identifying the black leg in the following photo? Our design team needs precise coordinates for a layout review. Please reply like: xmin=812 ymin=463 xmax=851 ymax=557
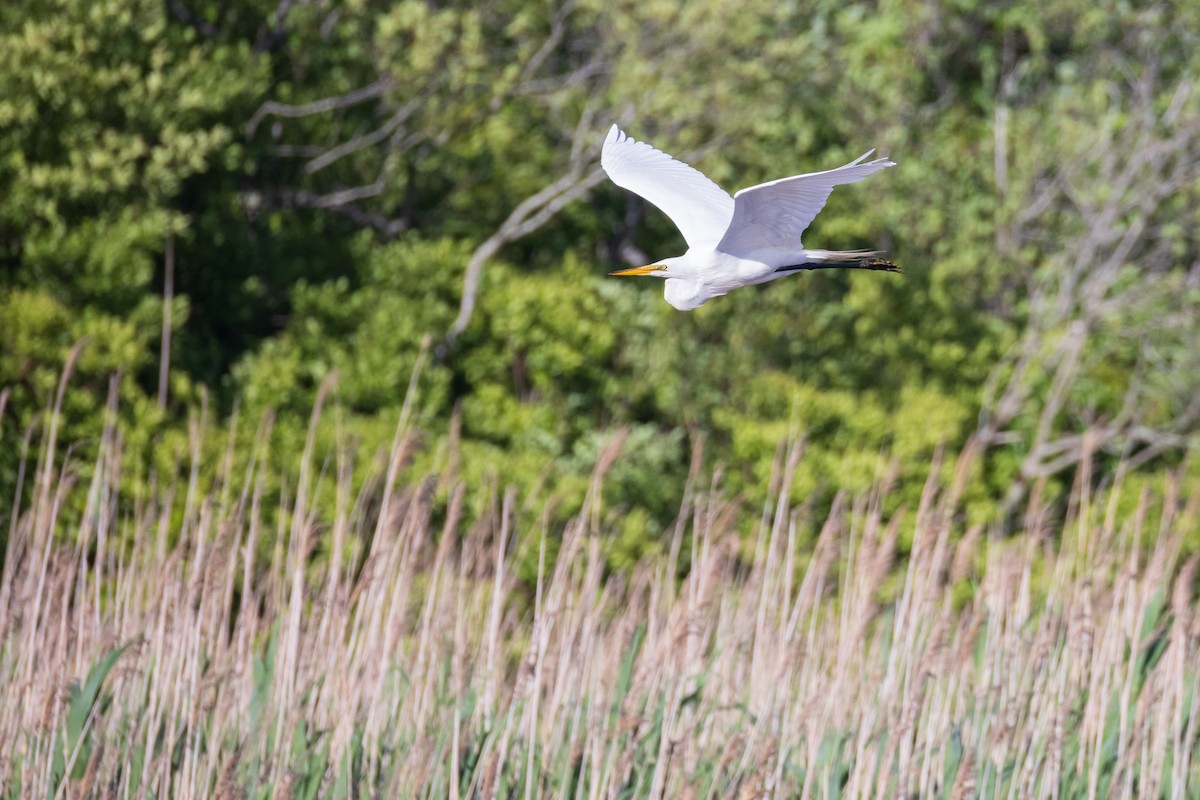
xmin=775 ymin=258 xmax=901 ymax=274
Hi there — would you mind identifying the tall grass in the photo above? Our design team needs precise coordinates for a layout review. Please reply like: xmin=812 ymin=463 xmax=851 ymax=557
xmin=1 ymin=388 xmax=1198 ymax=798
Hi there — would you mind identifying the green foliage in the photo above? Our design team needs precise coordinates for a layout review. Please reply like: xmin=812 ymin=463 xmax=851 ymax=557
xmin=0 ymin=0 xmax=256 ymax=305
xmin=50 ymin=643 xmax=130 ymax=793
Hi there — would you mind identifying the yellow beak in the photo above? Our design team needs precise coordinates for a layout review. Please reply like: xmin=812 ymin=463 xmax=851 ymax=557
xmin=609 ymin=264 xmax=661 ymax=277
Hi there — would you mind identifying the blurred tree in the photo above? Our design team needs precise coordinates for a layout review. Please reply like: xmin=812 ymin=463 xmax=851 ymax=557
xmin=974 ymin=3 xmax=1200 ymax=508
xmin=0 ymin=0 xmax=265 ymax=496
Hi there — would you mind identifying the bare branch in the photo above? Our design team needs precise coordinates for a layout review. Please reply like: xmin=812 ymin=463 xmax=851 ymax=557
xmin=158 ymin=232 xmax=174 ymax=411
xmin=254 ymin=0 xmax=296 ymax=54
xmin=299 ymin=179 xmax=388 ymax=208
xmin=167 ymin=0 xmax=219 ymax=38
xmin=439 ymin=166 xmax=607 ymax=356
xmin=516 ymin=0 xmax=575 ymax=91
xmin=265 ymin=145 xmax=325 ymax=159
xmin=981 ymin=61 xmax=1200 ymax=495
xmin=247 ymin=76 xmax=395 ymax=138
xmin=247 ymin=189 xmax=411 ymax=237
xmin=304 ymin=101 xmax=421 ymax=174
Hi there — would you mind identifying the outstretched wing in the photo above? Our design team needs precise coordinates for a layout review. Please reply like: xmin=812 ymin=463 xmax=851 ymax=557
xmin=601 ymin=124 xmax=734 ymax=250
xmin=717 ymin=151 xmax=895 ymax=260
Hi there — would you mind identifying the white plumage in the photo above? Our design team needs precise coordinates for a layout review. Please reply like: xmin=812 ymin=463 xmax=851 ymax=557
xmin=601 ymin=124 xmax=899 ymax=310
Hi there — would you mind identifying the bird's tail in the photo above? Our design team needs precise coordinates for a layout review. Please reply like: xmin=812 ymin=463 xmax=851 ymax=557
xmin=804 ymin=249 xmax=901 ymax=273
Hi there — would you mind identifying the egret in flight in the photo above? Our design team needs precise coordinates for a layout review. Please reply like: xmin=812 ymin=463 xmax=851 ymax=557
xmin=601 ymin=124 xmax=899 ymax=310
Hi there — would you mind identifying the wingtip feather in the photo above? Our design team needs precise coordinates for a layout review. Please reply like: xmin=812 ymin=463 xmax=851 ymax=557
xmin=853 ymin=149 xmax=898 ymax=170
xmin=851 ymin=149 xmax=876 ymax=165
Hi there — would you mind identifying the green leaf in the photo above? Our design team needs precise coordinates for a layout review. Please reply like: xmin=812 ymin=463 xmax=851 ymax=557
xmin=52 ymin=641 xmax=132 ymax=793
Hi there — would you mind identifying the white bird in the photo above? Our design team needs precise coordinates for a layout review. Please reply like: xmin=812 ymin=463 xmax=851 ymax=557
xmin=600 ymin=124 xmax=899 ymax=310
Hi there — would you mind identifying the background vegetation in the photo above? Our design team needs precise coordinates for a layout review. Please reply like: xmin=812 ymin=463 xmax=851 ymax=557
xmin=2 ymin=0 xmax=1200 ymax=794
xmin=4 ymin=0 xmax=1198 ymax=550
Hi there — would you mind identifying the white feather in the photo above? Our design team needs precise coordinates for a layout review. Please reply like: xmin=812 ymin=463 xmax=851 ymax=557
xmin=663 ymin=278 xmax=724 ymax=311
xmin=601 ymin=124 xmax=897 ymax=310
xmin=716 ymin=152 xmax=895 ymax=261
xmin=600 ymin=125 xmax=734 ymax=250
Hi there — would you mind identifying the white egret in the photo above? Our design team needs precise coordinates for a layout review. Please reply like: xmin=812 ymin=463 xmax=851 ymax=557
xmin=601 ymin=124 xmax=899 ymax=310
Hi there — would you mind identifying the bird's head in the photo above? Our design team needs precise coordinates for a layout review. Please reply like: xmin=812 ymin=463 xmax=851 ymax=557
xmin=609 ymin=255 xmax=686 ymax=279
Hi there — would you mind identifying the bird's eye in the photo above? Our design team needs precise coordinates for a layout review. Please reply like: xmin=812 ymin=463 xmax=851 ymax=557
xmin=660 ymin=265 xmax=668 ymax=272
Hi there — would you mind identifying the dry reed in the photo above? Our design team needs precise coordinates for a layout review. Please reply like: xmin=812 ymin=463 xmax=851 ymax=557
xmin=0 ymin=396 xmax=1197 ymax=798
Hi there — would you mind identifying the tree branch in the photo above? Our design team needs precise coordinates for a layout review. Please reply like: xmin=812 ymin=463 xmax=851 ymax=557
xmin=438 ymin=166 xmax=607 ymax=357
xmin=248 ymin=189 xmax=411 ymax=237
xmin=981 ymin=63 xmax=1200 ymax=495
xmin=247 ymin=76 xmax=395 ymax=138
xmin=166 ymin=0 xmax=219 ymax=38
xmin=304 ymin=100 xmax=421 ymax=174
xmin=254 ymin=0 xmax=296 ymax=54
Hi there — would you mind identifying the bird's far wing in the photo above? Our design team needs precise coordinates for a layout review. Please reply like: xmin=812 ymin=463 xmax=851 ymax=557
xmin=717 ymin=151 xmax=895 ymax=260
xmin=601 ymin=125 xmax=734 ymax=251
xmin=663 ymin=277 xmax=724 ymax=310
